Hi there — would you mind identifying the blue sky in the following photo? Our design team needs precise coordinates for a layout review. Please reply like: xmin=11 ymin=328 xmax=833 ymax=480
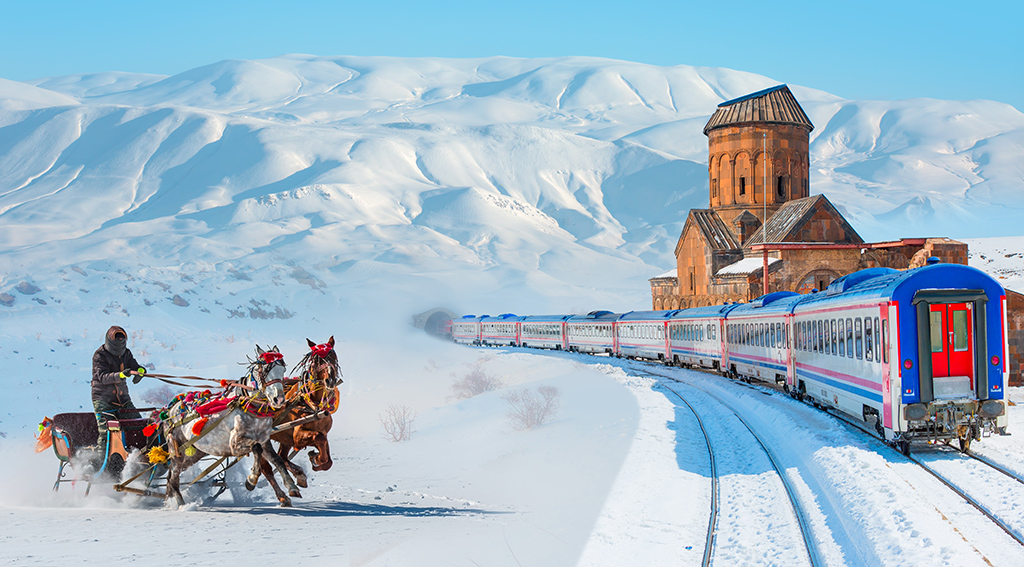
xmin=2 ymin=0 xmax=1020 ymax=110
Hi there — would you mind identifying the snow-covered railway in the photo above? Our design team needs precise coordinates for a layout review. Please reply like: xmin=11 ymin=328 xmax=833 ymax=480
xmin=659 ymin=377 xmax=822 ymax=567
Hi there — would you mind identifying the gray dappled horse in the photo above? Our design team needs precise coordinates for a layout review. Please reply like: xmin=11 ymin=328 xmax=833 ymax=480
xmin=162 ymin=345 xmax=301 ymax=507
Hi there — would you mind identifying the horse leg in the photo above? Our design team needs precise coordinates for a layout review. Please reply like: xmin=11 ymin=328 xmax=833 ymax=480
xmin=261 ymin=441 xmax=302 ymax=500
xmin=308 ymin=432 xmax=332 ymax=472
xmin=258 ymin=452 xmax=292 ymax=507
xmin=245 ymin=444 xmax=262 ymax=491
xmin=247 ymin=443 xmax=292 ymax=506
xmin=167 ymin=459 xmax=186 ymax=507
xmin=277 ymin=441 xmax=307 ymax=488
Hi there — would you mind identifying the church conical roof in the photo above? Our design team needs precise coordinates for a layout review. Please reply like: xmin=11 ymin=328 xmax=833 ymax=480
xmin=703 ymin=84 xmax=813 ymax=135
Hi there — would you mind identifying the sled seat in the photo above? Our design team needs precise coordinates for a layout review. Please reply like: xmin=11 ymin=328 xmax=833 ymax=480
xmin=50 ymin=412 xmax=99 ymax=462
xmin=107 ymin=418 xmax=151 ymax=451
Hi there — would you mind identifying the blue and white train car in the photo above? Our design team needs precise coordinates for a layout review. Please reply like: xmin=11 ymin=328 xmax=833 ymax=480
xmin=724 ymin=292 xmax=800 ymax=384
xmin=792 ymin=264 xmax=1007 ymax=451
xmin=519 ymin=315 xmax=571 ymax=350
xmin=566 ymin=311 xmax=619 ymax=354
xmin=669 ymin=303 xmax=740 ymax=370
xmin=480 ymin=314 xmax=521 ymax=347
xmin=616 ymin=310 xmax=679 ymax=362
xmin=452 ymin=315 xmax=485 ymax=346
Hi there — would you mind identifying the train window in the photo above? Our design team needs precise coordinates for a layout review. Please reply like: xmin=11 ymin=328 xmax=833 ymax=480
xmin=824 ymin=320 xmax=831 ymax=354
xmin=796 ymin=322 xmax=803 ymax=350
xmin=855 ymin=318 xmax=864 ymax=359
xmin=881 ymin=319 xmax=889 ymax=363
xmin=828 ymin=320 xmax=835 ymax=356
xmin=865 ymin=319 xmax=874 ymax=361
xmin=952 ymin=310 xmax=968 ymax=351
xmin=846 ymin=318 xmax=854 ymax=358
xmin=819 ymin=320 xmax=825 ymax=353
xmin=771 ymin=323 xmax=778 ymax=348
xmin=838 ymin=319 xmax=846 ymax=357
xmin=757 ymin=323 xmax=763 ymax=347
xmin=930 ymin=311 xmax=944 ymax=353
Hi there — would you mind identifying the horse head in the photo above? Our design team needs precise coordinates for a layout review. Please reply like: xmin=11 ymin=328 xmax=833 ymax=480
xmin=303 ymin=336 xmax=342 ymax=388
xmin=252 ymin=345 xmax=287 ymax=408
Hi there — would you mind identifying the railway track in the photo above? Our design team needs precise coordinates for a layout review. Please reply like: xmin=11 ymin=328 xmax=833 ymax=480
xmin=656 ymin=381 xmax=719 ymax=567
xmin=822 ymin=406 xmax=1024 ymax=548
xmin=635 ymin=358 xmax=1024 ymax=560
xmin=652 ymin=371 xmax=822 ymax=567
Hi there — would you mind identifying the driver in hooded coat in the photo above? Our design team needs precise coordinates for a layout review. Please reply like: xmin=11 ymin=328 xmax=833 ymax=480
xmin=91 ymin=325 xmax=149 ymax=447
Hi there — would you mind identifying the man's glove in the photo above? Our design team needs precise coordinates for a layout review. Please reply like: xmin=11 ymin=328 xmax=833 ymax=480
xmin=132 ymin=367 xmax=146 ymax=384
xmin=119 ymin=371 xmax=128 ymax=380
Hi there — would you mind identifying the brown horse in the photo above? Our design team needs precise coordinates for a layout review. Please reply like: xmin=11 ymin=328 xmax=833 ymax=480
xmin=251 ymin=337 xmax=340 ymax=492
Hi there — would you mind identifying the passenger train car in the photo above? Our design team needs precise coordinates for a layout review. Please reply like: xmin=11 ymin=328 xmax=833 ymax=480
xmin=566 ymin=311 xmax=618 ymax=354
xmin=446 ymin=262 xmax=1008 ymax=452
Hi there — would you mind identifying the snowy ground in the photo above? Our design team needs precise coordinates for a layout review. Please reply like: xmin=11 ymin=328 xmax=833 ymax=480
xmin=2 ymin=322 xmax=1022 ymax=566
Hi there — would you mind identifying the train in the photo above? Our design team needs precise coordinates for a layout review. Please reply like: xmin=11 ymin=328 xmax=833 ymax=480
xmin=449 ymin=261 xmax=1010 ymax=454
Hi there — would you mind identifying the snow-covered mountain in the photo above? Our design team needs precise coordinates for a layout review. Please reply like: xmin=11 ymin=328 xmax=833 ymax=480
xmin=1 ymin=54 xmax=1022 ymax=321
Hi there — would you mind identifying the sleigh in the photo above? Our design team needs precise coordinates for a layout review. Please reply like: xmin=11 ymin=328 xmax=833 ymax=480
xmin=40 ymin=411 xmax=239 ymax=502
xmin=44 ymin=412 xmax=157 ymax=495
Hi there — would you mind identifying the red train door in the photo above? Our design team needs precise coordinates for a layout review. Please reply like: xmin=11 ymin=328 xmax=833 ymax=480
xmin=929 ymin=303 xmax=974 ymax=384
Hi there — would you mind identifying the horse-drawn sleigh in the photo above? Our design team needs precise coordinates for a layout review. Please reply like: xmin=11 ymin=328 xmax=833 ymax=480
xmin=36 ymin=338 xmax=341 ymax=507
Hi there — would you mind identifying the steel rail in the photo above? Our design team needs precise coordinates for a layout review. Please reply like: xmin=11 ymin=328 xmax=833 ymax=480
xmin=822 ymin=407 xmax=1024 ymax=548
xmin=658 ymin=382 xmax=719 ymax=567
xmin=648 ymin=370 xmax=822 ymax=567
xmin=966 ymin=452 xmax=1024 ymax=487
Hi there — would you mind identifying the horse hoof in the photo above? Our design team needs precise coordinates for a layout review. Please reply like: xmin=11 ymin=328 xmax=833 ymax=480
xmin=279 ymin=498 xmax=292 ymax=507
xmin=296 ymin=476 xmax=308 ymax=489
xmin=288 ymin=489 xmax=302 ymax=498
xmin=244 ymin=478 xmax=257 ymax=491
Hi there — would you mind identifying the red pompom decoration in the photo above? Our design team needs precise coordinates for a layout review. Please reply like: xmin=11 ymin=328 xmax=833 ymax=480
xmin=192 ymin=417 xmax=209 ymax=436
xmin=143 ymin=423 xmax=159 ymax=437
xmin=220 ymin=379 xmax=228 ymax=387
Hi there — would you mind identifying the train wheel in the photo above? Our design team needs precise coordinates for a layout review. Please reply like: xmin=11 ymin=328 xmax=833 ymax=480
xmin=874 ymin=419 xmax=885 ymax=438
xmin=897 ymin=438 xmax=911 ymax=456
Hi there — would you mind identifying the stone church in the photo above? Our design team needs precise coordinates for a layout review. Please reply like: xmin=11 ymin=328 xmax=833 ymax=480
xmin=650 ymin=85 xmax=969 ymax=311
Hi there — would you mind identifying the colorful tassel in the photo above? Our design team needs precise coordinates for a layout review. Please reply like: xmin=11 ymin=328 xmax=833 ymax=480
xmin=191 ymin=417 xmax=209 ymax=436
xmin=185 ymin=446 xmax=197 ymax=457
xmin=147 ymin=446 xmax=169 ymax=464
xmin=143 ymin=423 xmax=159 ymax=437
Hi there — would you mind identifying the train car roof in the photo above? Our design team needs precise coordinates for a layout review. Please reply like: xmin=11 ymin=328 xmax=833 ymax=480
xmin=668 ymin=303 xmax=744 ymax=320
xmin=456 ymin=314 xmax=489 ymax=322
xmin=567 ymin=310 xmax=620 ymax=322
xmin=727 ymin=291 xmax=805 ymax=317
xmin=794 ymin=263 xmax=1005 ymax=311
xmin=617 ymin=309 xmax=681 ymax=322
xmin=480 ymin=313 xmax=520 ymax=322
xmin=518 ymin=314 xmax=573 ymax=323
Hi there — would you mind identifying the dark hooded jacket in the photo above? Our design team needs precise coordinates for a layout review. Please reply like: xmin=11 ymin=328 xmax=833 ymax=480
xmin=91 ymin=326 xmax=142 ymax=405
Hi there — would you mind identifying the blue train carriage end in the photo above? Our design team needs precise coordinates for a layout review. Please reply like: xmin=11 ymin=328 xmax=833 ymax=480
xmin=889 ymin=262 xmax=1008 ymax=452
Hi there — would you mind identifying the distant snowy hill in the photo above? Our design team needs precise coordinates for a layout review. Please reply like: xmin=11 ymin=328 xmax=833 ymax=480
xmin=1 ymin=55 xmax=1023 ymax=323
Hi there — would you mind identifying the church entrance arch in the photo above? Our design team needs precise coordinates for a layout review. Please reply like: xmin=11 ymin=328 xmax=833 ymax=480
xmin=796 ymin=269 xmax=841 ymax=294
